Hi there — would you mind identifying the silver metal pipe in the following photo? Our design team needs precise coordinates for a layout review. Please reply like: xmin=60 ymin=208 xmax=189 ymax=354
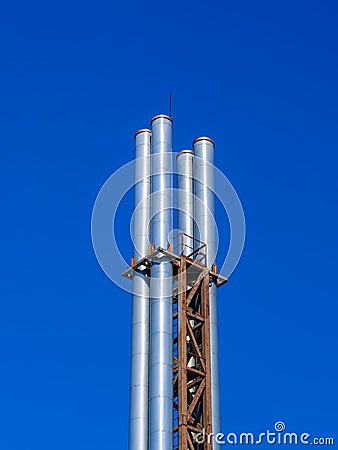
xmin=176 ymin=150 xmax=194 ymax=256
xmin=129 ymin=129 xmax=151 ymax=450
xmin=149 ymin=115 xmax=173 ymax=450
xmin=193 ymin=137 xmax=221 ymax=444
xmin=176 ymin=149 xmax=196 ymax=374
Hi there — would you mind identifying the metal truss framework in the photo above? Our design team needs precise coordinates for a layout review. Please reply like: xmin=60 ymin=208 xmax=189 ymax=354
xmin=123 ymin=239 xmax=227 ymax=450
xmin=173 ymin=255 xmax=215 ymax=450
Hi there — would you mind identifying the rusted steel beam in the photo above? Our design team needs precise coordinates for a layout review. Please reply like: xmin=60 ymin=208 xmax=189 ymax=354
xmin=188 ymin=432 xmax=196 ymax=450
xmin=178 ymin=257 xmax=188 ymax=449
xmin=187 ymin=366 xmax=205 ymax=378
xmin=187 ymin=378 xmax=206 ymax=419
xmin=186 ymin=269 xmax=208 ymax=307
xmin=203 ymin=273 xmax=213 ymax=450
xmin=186 ymin=308 xmax=205 ymax=322
xmin=187 ymin=424 xmax=204 ymax=433
xmin=175 ymin=254 xmax=213 ymax=450
xmin=186 ymin=320 xmax=206 ymax=372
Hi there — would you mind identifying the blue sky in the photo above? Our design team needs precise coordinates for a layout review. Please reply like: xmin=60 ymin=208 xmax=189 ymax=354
xmin=1 ymin=0 xmax=337 ymax=448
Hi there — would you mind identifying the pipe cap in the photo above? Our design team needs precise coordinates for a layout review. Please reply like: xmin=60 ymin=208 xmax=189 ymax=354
xmin=134 ymin=128 xmax=151 ymax=139
xmin=192 ymin=136 xmax=215 ymax=146
xmin=176 ymin=149 xmax=194 ymax=159
xmin=150 ymin=114 xmax=173 ymax=124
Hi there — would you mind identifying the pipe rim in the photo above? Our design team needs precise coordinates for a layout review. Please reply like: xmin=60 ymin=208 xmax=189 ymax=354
xmin=134 ymin=128 xmax=152 ymax=139
xmin=176 ymin=149 xmax=194 ymax=159
xmin=192 ymin=136 xmax=215 ymax=146
xmin=150 ymin=114 xmax=173 ymax=124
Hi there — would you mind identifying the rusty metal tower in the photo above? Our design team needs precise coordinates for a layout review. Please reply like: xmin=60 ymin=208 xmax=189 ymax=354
xmin=123 ymin=115 xmax=227 ymax=450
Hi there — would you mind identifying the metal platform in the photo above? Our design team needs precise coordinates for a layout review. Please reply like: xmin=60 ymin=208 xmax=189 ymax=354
xmin=122 ymin=245 xmax=228 ymax=288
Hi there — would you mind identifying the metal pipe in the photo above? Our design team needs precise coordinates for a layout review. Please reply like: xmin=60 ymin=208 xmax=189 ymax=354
xmin=176 ymin=150 xmax=194 ymax=256
xmin=129 ymin=129 xmax=151 ymax=450
xmin=193 ymin=136 xmax=221 ymax=444
xmin=149 ymin=114 xmax=173 ymax=450
xmin=176 ymin=149 xmax=196 ymax=374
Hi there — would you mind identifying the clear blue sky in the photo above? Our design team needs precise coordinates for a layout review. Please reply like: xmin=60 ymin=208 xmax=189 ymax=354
xmin=1 ymin=0 xmax=337 ymax=448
